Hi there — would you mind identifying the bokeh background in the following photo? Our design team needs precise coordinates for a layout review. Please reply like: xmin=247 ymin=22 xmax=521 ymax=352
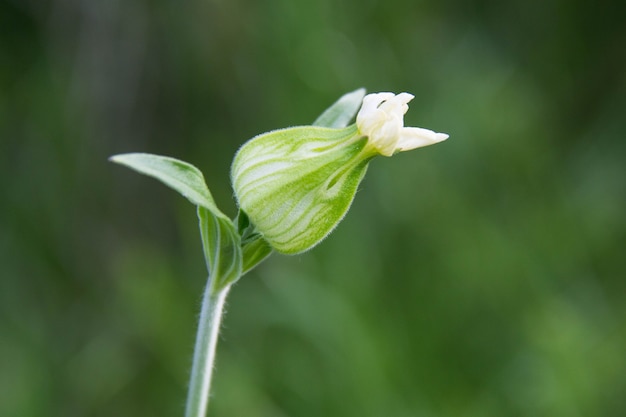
xmin=2 ymin=0 xmax=625 ymax=416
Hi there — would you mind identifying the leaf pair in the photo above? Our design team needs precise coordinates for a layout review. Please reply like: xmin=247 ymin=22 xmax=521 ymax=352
xmin=109 ymin=153 xmax=268 ymax=291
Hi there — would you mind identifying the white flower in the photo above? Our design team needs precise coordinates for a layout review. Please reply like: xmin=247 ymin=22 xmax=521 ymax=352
xmin=356 ymin=92 xmax=449 ymax=156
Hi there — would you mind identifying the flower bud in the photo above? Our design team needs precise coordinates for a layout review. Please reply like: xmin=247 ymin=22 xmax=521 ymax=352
xmin=231 ymin=91 xmax=448 ymax=255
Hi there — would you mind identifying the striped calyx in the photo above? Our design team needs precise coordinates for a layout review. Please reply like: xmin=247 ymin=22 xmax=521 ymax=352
xmin=231 ymin=124 xmax=373 ymax=254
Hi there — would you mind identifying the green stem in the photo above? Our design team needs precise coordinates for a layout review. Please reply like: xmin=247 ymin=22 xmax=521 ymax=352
xmin=185 ymin=279 xmax=231 ymax=417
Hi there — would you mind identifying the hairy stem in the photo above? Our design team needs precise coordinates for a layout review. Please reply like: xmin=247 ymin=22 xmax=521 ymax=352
xmin=185 ymin=279 xmax=231 ymax=417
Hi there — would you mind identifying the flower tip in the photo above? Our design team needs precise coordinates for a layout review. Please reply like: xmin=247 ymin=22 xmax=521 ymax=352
xmin=435 ymin=132 xmax=449 ymax=142
xmin=397 ymin=92 xmax=415 ymax=103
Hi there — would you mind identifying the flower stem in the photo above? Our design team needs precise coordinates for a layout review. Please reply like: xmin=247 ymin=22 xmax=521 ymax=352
xmin=185 ymin=279 xmax=231 ymax=417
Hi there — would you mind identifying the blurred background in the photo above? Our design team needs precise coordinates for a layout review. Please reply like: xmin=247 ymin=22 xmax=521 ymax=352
xmin=1 ymin=0 xmax=625 ymax=416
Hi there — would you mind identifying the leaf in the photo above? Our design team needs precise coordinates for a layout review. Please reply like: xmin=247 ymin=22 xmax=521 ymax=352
xmin=236 ymin=208 xmax=251 ymax=236
xmin=241 ymin=236 xmax=273 ymax=274
xmin=111 ymin=152 xmax=243 ymax=289
xmin=110 ymin=153 xmax=227 ymax=220
xmin=313 ymin=88 xmax=366 ymax=128
xmin=198 ymin=207 xmax=243 ymax=291
xmin=236 ymin=209 xmax=273 ymax=274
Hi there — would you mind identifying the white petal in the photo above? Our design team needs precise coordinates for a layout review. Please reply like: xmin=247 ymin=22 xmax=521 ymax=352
xmin=377 ymin=93 xmax=414 ymax=118
xmin=357 ymin=93 xmax=405 ymax=155
xmin=356 ymin=93 xmax=393 ymax=137
xmin=396 ymin=127 xmax=449 ymax=152
xmin=359 ymin=92 xmax=395 ymax=114
xmin=396 ymin=92 xmax=415 ymax=102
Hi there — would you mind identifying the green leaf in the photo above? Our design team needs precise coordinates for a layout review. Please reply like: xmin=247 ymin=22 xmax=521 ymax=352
xmin=313 ymin=88 xmax=366 ymax=128
xmin=236 ymin=208 xmax=252 ymax=236
xmin=241 ymin=236 xmax=273 ymax=274
xmin=236 ymin=209 xmax=273 ymax=274
xmin=110 ymin=153 xmax=227 ymax=220
xmin=198 ymin=207 xmax=243 ymax=291
xmin=111 ymin=152 xmax=243 ymax=289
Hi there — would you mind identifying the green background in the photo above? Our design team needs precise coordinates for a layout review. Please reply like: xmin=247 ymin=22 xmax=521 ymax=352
xmin=2 ymin=0 xmax=625 ymax=416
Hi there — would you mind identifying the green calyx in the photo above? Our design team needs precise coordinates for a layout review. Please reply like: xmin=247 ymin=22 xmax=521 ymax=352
xmin=231 ymin=124 xmax=376 ymax=254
